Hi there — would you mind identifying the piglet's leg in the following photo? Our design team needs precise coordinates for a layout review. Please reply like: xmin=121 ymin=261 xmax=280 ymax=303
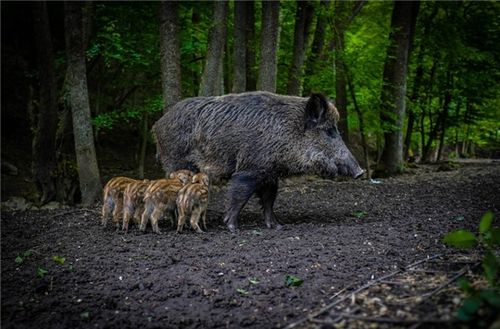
xmin=223 ymin=171 xmax=259 ymax=233
xmin=257 ymin=181 xmax=283 ymax=230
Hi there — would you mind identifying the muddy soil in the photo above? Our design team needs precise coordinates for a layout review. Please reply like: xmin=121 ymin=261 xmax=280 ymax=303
xmin=2 ymin=163 xmax=499 ymax=329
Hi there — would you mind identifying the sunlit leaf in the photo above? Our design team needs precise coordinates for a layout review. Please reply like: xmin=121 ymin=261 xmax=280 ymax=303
xmin=285 ymin=275 xmax=304 ymax=287
xmin=443 ymin=230 xmax=477 ymax=248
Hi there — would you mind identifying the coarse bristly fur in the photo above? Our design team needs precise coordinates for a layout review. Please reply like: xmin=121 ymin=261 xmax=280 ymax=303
xmin=102 ymin=176 xmax=137 ymax=228
xmin=139 ymin=170 xmax=194 ymax=234
xmin=154 ymin=91 xmax=364 ymax=232
xmin=122 ymin=179 xmax=151 ymax=232
xmin=176 ymin=173 xmax=210 ymax=234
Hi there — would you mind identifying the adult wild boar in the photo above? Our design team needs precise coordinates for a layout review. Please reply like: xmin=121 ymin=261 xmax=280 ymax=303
xmin=154 ymin=91 xmax=364 ymax=232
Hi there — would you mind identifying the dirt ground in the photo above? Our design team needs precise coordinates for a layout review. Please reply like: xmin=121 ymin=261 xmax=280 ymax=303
xmin=1 ymin=163 xmax=499 ymax=329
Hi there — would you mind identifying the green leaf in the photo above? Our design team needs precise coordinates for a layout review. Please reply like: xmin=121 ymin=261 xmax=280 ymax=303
xmin=489 ymin=228 xmax=500 ymax=245
xmin=15 ymin=256 xmax=24 ymax=264
xmin=248 ymin=278 xmax=260 ymax=285
xmin=36 ymin=267 xmax=48 ymax=278
xmin=457 ymin=277 xmax=474 ymax=294
xmin=236 ymin=288 xmax=249 ymax=296
xmin=23 ymin=250 xmax=33 ymax=258
xmin=251 ymin=230 xmax=262 ymax=236
xmin=285 ymin=275 xmax=304 ymax=287
xmin=443 ymin=230 xmax=477 ymax=249
xmin=454 ymin=216 xmax=465 ymax=222
xmin=353 ymin=211 xmax=367 ymax=219
xmin=479 ymin=211 xmax=494 ymax=234
xmin=479 ymin=289 xmax=500 ymax=307
xmin=458 ymin=296 xmax=482 ymax=321
xmin=482 ymin=251 xmax=499 ymax=285
xmin=52 ymin=256 xmax=66 ymax=265
xmin=80 ymin=311 xmax=90 ymax=320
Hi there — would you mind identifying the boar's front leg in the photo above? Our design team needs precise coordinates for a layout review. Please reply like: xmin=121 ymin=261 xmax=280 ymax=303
xmin=223 ymin=171 xmax=261 ymax=232
xmin=256 ymin=181 xmax=283 ymax=230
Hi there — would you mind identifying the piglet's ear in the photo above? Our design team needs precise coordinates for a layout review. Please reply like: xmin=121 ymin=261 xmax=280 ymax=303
xmin=304 ymin=93 xmax=329 ymax=129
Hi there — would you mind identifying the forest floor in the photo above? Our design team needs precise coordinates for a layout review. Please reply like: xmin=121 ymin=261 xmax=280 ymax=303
xmin=1 ymin=162 xmax=499 ymax=329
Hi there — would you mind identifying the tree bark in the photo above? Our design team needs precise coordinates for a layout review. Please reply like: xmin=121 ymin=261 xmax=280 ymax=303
xmin=257 ymin=1 xmax=280 ymax=93
xmin=286 ymin=1 xmax=314 ymax=96
xmin=346 ymin=70 xmax=371 ymax=180
xmin=379 ymin=1 xmax=420 ymax=175
xmin=304 ymin=1 xmax=328 ymax=94
xmin=332 ymin=0 xmax=366 ymax=143
xmin=199 ymin=1 xmax=228 ymax=96
xmin=65 ymin=1 xmax=102 ymax=206
xmin=31 ymin=1 xmax=58 ymax=204
xmin=159 ymin=1 xmax=181 ymax=111
xmin=245 ymin=1 xmax=257 ymax=91
xmin=232 ymin=1 xmax=246 ymax=93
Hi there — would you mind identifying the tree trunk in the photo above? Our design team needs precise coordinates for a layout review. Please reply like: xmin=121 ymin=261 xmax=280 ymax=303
xmin=304 ymin=1 xmax=328 ymax=94
xmin=333 ymin=0 xmax=349 ymax=142
xmin=346 ymin=70 xmax=371 ymax=180
xmin=379 ymin=1 xmax=420 ymax=175
xmin=199 ymin=1 xmax=228 ymax=96
xmin=31 ymin=1 xmax=58 ymax=205
xmin=138 ymin=112 xmax=148 ymax=179
xmin=159 ymin=1 xmax=181 ymax=111
xmin=404 ymin=5 xmax=437 ymax=160
xmin=245 ymin=1 xmax=257 ymax=91
xmin=286 ymin=1 xmax=314 ymax=96
xmin=257 ymin=1 xmax=280 ymax=93
xmin=65 ymin=1 xmax=102 ymax=206
xmin=232 ymin=1 xmax=246 ymax=93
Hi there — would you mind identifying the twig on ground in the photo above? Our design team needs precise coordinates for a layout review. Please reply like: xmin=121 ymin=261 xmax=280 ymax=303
xmin=325 ymin=313 xmax=456 ymax=325
xmin=284 ymin=254 xmax=443 ymax=329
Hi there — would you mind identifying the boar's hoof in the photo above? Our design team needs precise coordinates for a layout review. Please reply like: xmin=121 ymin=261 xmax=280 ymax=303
xmin=227 ymin=223 xmax=238 ymax=233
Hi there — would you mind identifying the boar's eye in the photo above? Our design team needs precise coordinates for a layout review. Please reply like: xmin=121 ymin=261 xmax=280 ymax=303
xmin=326 ymin=126 xmax=339 ymax=139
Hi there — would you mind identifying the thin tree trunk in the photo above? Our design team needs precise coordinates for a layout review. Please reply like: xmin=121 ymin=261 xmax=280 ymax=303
xmin=304 ymin=1 xmax=328 ymax=94
xmin=232 ymin=1 xmax=246 ymax=93
xmin=65 ymin=1 xmax=102 ymax=206
xmin=286 ymin=1 xmax=314 ymax=96
xmin=159 ymin=1 xmax=181 ymax=111
xmin=138 ymin=112 xmax=148 ymax=179
xmin=404 ymin=46 xmax=424 ymax=160
xmin=31 ymin=1 xmax=58 ymax=204
xmin=245 ymin=1 xmax=256 ymax=91
xmin=199 ymin=1 xmax=228 ymax=96
xmin=257 ymin=1 xmax=280 ymax=93
xmin=346 ymin=70 xmax=371 ymax=180
xmin=379 ymin=1 xmax=420 ymax=175
xmin=436 ymin=73 xmax=452 ymax=162
xmin=333 ymin=0 xmax=349 ymax=142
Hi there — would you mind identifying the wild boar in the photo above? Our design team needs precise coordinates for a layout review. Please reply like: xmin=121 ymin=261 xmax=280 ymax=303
xmin=176 ymin=172 xmax=210 ymax=234
xmin=154 ymin=91 xmax=364 ymax=232
xmin=102 ymin=176 xmax=137 ymax=228
xmin=122 ymin=179 xmax=151 ymax=232
xmin=139 ymin=170 xmax=193 ymax=233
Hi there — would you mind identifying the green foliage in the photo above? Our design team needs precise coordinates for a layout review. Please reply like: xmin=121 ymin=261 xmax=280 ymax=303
xmin=285 ymin=275 xmax=304 ymax=287
xmin=443 ymin=211 xmax=499 ymax=327
xmin=36 ymin=267 xmax=48 ymax=279
xmin=15 ymin=250 xmax=33 ymax=264
xmin=236 ymin=288 xmax=249 ymax=296
xmin=352 ymin=210 xmax=368 ymax=219
xmin=52 ymin=255 xmax=66 ymax=265
xmin=442 ymin=230 xmax=477 ymax=249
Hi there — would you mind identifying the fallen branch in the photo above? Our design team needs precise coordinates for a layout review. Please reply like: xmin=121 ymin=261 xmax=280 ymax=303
xmin=325 ymin=313 xmax=456 ymax=325
xmin=284 ymin=254 xmax=443 ymax=329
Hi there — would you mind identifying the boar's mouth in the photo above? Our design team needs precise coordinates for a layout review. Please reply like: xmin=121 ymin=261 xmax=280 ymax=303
xmin=337 ymin=164 xmax=365 ymax=179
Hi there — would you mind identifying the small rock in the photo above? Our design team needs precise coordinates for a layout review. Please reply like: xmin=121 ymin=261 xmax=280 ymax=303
xmin=40 ymin=201 xmax=63 ymax=210
xmin=2 ymin=197 xmax=28 ymax=211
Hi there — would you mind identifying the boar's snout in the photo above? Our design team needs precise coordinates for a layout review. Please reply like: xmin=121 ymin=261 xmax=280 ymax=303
xmin=353 ymin=168 xmax=365 ymax=179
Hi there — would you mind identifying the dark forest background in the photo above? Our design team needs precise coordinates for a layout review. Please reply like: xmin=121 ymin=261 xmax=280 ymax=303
xmin=1 ymin=1 xmax=499 ymax=206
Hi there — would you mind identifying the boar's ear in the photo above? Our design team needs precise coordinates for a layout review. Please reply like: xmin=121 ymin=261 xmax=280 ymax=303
xmin=304 ymin=93 xmax=329 ymax=129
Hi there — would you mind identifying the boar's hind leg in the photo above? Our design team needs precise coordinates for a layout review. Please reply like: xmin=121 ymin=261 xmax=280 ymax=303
xmin=223 ymin=171 xmax=261 ymax=232
xmin=257 ymin=181 xmax=283 ymax=230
